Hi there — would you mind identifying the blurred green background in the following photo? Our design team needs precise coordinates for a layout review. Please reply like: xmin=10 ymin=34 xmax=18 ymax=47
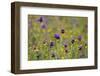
xmin=28 ymin=15 xmax=88 ymax=61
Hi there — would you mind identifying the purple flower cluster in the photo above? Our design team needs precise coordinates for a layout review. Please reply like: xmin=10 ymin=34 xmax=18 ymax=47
xmin=37 ymin=16 xmax=45 ymax=23
xmin=79 ymin=45 xmax=82 ymax=50
xmin=37 ymin=16 xmax=48 ymax=30
xmin=64 ymin=44 xmax=68 ymax=48
xmin=78 ymin=35 xmax=82 ymax=41
xmin=50 ymin=41 xmax=55 ymax=48
xmin=54 ymin=33 xmax=60 ymax=39
xmin=35 ymin=16 xmax=86 ymax=59
xmin=61 ymin=29 xmax=65 ymax=34
xmin=51 ymin=51 xmax=57 ymax=58
xmin=64 ymin=44 xmax=68 ymax=53
xmin=71 ymin=38 xmax=75 ymax=44
xmin=40 ymin=24 xmax=47 ymax=29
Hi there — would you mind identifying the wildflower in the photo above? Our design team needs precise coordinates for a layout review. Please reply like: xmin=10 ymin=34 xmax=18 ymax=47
xmin=61 ymin=29 xmax=65 ymax=34
xmin=71 ymin=38 xmax=75 ymax=44
xmin=32 ymin=45 xmax=37 ymax=51
xmin=51 ymin=51 xmax=56 ymax=58
xmin=54 ymin=33 xmax=60 ymax=39
xmin=37 ymin=16 xmax=44 ymax=23
xmin=85 ymin=42 xmax=88 ymax=48
xmin=78 ymin=35 xmax=82 ymax=41
xmin=50 ymin=41 xmax=54 ymax=48
xmin=40 ymin=24 xmax=47 ymax=29
xmin=85 ymin=42 xmax=87 ymax=46
xmin=64 ymin=44 xmax=68 ymax=48
xmin=65 ymin=48 xmax=68 ymax=53
xmin=79 ymin=45 xmax=82 ymax=50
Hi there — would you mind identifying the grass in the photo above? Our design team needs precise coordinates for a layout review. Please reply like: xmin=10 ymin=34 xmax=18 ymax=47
xmin=28 ymin=15 xmax=88 ymax=61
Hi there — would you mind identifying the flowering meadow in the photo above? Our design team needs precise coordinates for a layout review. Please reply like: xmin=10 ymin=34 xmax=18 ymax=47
xmin=28 ymin=15 xmax=88 ymax=60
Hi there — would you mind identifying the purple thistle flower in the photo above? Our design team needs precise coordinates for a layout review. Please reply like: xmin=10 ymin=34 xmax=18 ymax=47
xmin=61 ymin=29 xmax=65 ymax=34
xmin=37 ymin=16 xmax=44 ymax=23
xmin=51 ymin=51 xmax=56 ymax=58
xmin=50 ymin=42 xmax=54 ymax=48
xmin=78 ymin=35 xmax=82 ymax=41
xmin=79 ymin=45 xmax=82 ymax=50
xmin=64 ymin=44 xmax=68 ymax=48
xmin=65 ymin=48 xmax=68 ymax=53
xmin=40 ymin=24 xmax=47 ymax=29
xmin=71 ymin=38 xmax=75 ymax=44
xmin=54 ymin=33 xmax=60 ymax=39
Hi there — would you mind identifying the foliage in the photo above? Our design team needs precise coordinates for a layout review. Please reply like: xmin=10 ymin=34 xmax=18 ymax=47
xmin=28 ymin=15 xmax=88 ymax=60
